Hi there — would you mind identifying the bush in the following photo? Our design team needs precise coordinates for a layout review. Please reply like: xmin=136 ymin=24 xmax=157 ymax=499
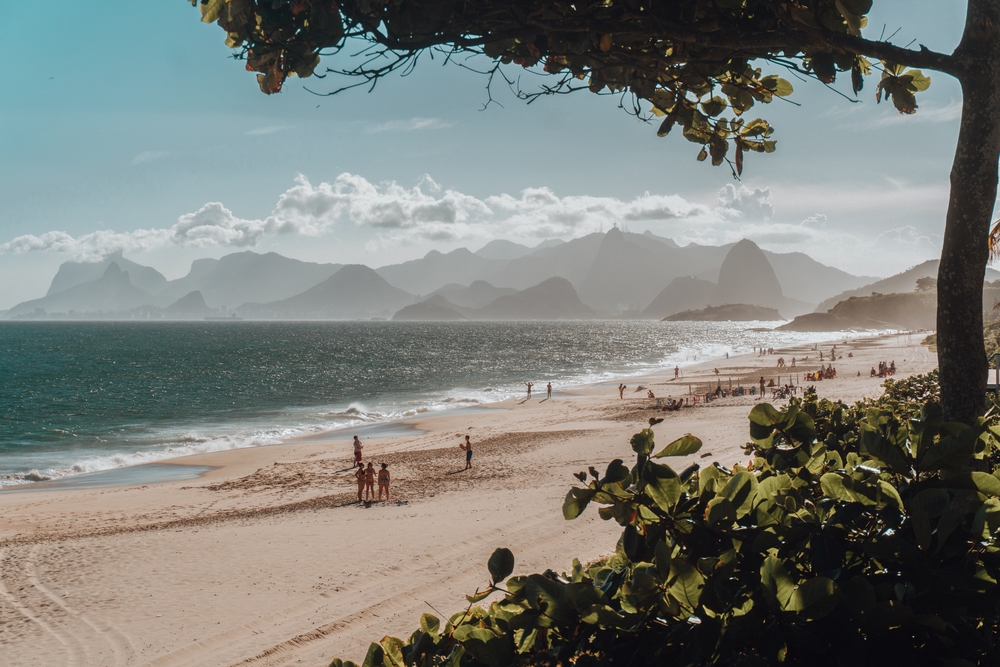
xmin=333 ymin=373 xmax=1000 ymax=667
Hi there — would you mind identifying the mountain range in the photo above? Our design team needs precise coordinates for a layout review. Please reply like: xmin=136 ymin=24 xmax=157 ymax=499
xmin=6 ymin=230 xmax=886 ymax=321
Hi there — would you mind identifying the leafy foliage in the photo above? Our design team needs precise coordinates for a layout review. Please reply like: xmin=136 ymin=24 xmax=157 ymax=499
xmin=188 ymin=0 xmax=944 ymax=176
xmin=335 ymin=373 xmax=1000 ymax=666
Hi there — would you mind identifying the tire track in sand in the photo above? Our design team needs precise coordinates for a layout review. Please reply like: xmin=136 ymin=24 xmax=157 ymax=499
xmin=24 ymin=544 xmax=136 ymax=667
xmin=0 ymin=546 xmax=81 ymax=667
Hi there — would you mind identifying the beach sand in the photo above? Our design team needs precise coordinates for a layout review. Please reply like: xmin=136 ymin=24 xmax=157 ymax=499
xmin=0 ymin=332 xmax=935 ymax=667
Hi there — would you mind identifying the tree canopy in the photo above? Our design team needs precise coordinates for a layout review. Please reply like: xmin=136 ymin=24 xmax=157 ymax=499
xmin=190 ymin=0 xmax=944 ymax=176
xmin=190 ymin=0 xmax=1000 ymax=426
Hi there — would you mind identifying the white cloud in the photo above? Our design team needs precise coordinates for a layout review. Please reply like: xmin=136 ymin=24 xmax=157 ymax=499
xmin=246 ymin=125 xmax=291 ymax=136
xmin=717 ymin=184 xmax=775 ymax=221
xmin=365 ymin=117 xmax=454 ymax=134
xmin=132 ymin=151 xmax=172 ymax=165
xmin=0 ymin=173 xmax=942 ymax=275
xmin=875 ymin=225 xmax=938 ymax=246
xmin=869 ymin=99 xmax=963 ymax=128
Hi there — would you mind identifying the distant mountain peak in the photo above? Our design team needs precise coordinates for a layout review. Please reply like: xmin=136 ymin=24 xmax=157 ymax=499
xmin=716 ymin=239 xmax=783 ymax=309
xmin=103 ymin=262 xmax=123 ymax=278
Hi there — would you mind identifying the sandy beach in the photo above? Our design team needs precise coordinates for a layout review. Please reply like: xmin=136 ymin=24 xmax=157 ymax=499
xmin=0 ymin=331 xmax=935 ymax=667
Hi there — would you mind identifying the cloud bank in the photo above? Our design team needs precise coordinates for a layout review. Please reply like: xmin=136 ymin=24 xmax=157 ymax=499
xmin=0 ymin=173 xmax=940 ymax=271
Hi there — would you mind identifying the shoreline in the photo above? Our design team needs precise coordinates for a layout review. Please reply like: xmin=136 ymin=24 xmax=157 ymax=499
xmin=0 ymin=323 xmax=888 ymax=492
xmin=0 ymin=331 xmax=935 ymax=666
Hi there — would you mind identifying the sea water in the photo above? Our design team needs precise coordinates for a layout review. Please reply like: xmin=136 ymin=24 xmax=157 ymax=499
xmin=0 ymin=320 xmax=851 ymax=486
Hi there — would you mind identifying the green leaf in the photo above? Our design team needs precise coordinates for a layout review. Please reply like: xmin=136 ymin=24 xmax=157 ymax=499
xmin=563 ymin=487 xmax=594 ymax=520
xmin=920 ymin=426 xmax=979 ymax=471
xmin=419 ymin=613 xmax=440 ymax=636
xmin=789 ymin=577 xmax=839 ymax=620
xmin=668 ymin=558 xmax=704 ymax=613
xmin=903 ymin=69 xmax=931 ymax=92
xmin=361 ymin=642 xmax=385 ymax=667
xmin=380 ymin=637 xmax=406 ymax=667
xmin=748 ymin=403 xmax=783 ymax=444
xmin=653 ymin=434 xmax=702 ymax=458
xmin=466 ymin=589 xmax=492 ymax=603
xmin=760 ymin=555 xmax=795 ymax=611
xmin=580 ymin=604 xmax=628 ymax=628
xmin=705 ymin=496 xmax=737 ymax=528
xmin=859 ymin=425 xmax=910 ymax=473
xmin=452 ymin=626 xmax=512 ymax=667
xmin=642 ymin=461 xmax=682 ymax=511
xmin=630 ymin=429 xmax=655 ymax=456
xmin=198 ymin=0 xmax=226 ymax=23
xmin=488 ymin=548 xmax=515 ymax=584
xmin=718 ymin=471 xmax=758 ymax=517
xmin=760 ymin=75 xmax=793 ymax=97
xmin=602 ymin=458 xmax=631 ymax=484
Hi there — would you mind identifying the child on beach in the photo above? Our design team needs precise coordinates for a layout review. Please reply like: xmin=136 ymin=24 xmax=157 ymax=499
xmin=377 ymin=463 xmax=390 ymax=501
xmin=365 ymin=462 xmax=376 ymax=500
xmin=355 ymin=462 xmax=365 ymax=502
xmin=459 ymin=435 xmax=473 ymax=469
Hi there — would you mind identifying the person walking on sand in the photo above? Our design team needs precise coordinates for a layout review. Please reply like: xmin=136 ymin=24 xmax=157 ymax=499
xmin=459 ymin=435 xmax=473 ymax=469
xmin=364 ymin=462 xmax=376 ymax=500
xmin=546 ymin=382 xmax=552 ymax=399
xmin=354 ymin=462 xmax=366 ymax=502
xmin=377 ymin=463 xmax=390 ymax=501
xmin=353 ymin=435 xmax=363 ymax=465
xmin=524 ymin=382 xmax=534 ymax=399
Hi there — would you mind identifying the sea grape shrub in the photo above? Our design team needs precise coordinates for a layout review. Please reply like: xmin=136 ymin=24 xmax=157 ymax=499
xmin=332 ymin=372 xmax=1000 ymax=667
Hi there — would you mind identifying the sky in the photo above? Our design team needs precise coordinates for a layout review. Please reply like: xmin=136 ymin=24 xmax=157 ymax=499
xmin=0 ymin=0 xmax=973 ymax=309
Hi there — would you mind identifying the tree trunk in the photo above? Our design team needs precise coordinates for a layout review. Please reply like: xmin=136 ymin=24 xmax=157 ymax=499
xmin=937 ymin=0 xmax=1000 ymax=425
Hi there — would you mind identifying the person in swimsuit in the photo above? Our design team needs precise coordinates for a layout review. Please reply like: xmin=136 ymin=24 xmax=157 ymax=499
xmin=524 ymin=382 xmax=534 ymax=399
xmin=354 ymin=462 xmax=366 ymax=502
xmin=460 ymin=435 xmax=473 ymax=469
xmin=364 ymin=462 xmax=376 ymax=500
xmin=377 ymin=463 xmax=390 ymax=501
xmin=618 ymin=384 xmax=626 ymax=399
xmin=546 ymin=382 xmax=552 ymax=399
xmin=353 ymin=435 xmax=362 ymax=465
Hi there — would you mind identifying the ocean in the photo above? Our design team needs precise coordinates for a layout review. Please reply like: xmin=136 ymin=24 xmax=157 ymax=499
xmin=0 ymin=320 xmax=847 ymax=486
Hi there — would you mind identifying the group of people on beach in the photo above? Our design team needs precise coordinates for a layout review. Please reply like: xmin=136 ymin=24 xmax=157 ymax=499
xmin=350 ymin=431 xmax=474 ymax=504
xmin=871 ymin=361 xmax=897 ymax=377
xmin=524 ymin=382 xmax=552 ymax=400
xmin=353 ymin=435 xmax=390 ymax=502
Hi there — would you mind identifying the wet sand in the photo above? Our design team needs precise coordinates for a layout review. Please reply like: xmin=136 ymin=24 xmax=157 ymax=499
xmin=0 ymin=332 xmax=934 ymax=666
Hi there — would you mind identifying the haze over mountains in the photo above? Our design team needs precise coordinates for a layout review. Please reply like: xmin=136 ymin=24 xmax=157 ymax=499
xmin=5 ymin=229 xmax=890 ymax=322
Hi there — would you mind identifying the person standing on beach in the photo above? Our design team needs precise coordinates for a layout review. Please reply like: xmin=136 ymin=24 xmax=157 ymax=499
xmin=459 ymin=435 xmax=473 ymax=469
xmin=546 ymin=382 xmax=552 ymax=399
xmin=759 ymin=376 xmax=766 ymax=399
xmin=377 ymin=463 xmax=390 ymax=501
xmin=524 ymin=382 xmax=534 ymax=399
xmin=353 ymin=435 xmax=363 ymax=465
xmin=365 ymin=462 xmax=376 ymax=500
xmin=674 ymin=366 xmax=679 ymax=379
xmin=354 ymin=462 xmax=366 ymax=502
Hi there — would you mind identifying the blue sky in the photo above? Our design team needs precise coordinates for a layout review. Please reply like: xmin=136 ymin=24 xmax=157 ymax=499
xmin=0 ymin=0 xmax=971 ymax=308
